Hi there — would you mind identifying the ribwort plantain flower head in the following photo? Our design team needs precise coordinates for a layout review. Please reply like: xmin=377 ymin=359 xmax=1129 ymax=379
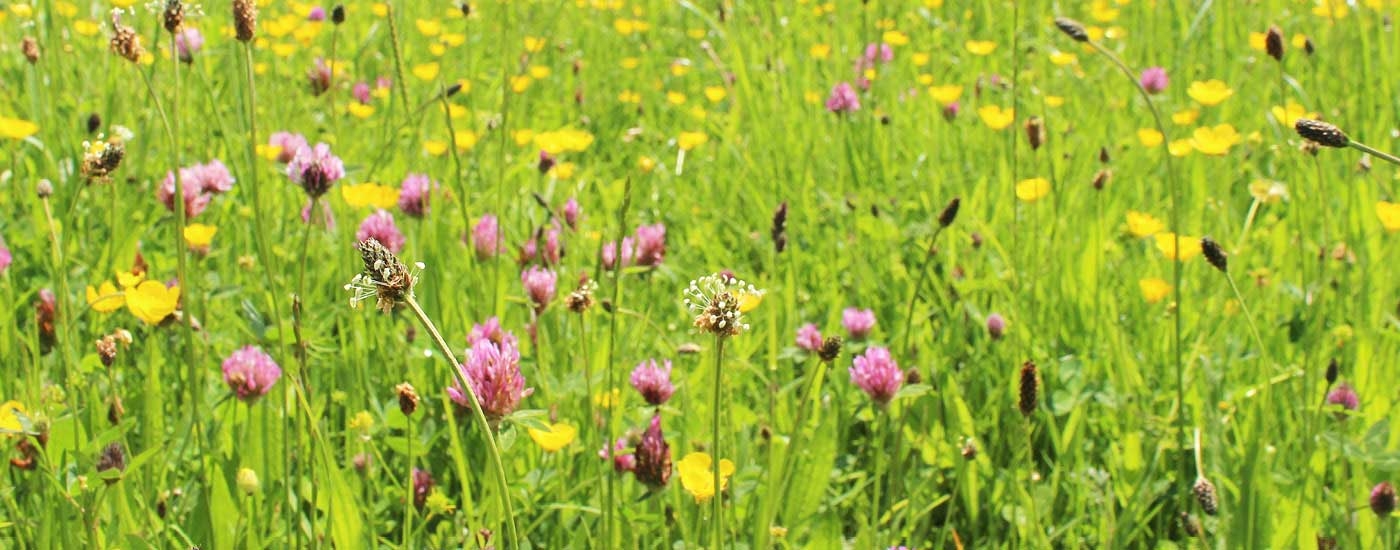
xmin=346 ymin=238 xmax=420 ymax=313
xmin=685 ymin=273 xmax=762 ymax=338
xmin=1294 ymin=119 xmax=1349 ymax=148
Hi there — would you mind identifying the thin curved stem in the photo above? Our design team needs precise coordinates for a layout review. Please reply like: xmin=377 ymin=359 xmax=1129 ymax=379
xmin=712 ymin=335 xmax=726 ymax=548
xmin=404 ymin=296 xmax=520 ymax=548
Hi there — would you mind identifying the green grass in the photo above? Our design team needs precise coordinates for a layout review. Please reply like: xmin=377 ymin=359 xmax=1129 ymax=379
xmin=2 ymin=0 xmax=1399 ymax=547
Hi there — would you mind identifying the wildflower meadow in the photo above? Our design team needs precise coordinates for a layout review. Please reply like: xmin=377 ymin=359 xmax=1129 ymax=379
xmin=3 ymin=0 xmax=1400 ymax=547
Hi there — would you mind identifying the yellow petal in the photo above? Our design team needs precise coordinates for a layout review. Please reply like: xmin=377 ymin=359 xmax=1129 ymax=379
xmin=0 ymin=116 xmax=39 ymax=140
xmin=527 ymin=423 xmax=578 ymax=452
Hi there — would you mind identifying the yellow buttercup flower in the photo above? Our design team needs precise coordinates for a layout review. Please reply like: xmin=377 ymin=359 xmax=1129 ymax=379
xmin=513 ymin=129 xmax=537 ymax=147
xmin=704 ymin=86 xmax=727 ymax=103
xmin=86 ymin=282 xmax=125 ymax=313
xmin=550 ymin=162 xmax=577 ymax=179
xmin=1155 ymin=232 xmax=1202 ymax=261
xmin=415 ymin=19 xmax=442 ymax=37
xmin=638 ymin=156 xmax=657 ymax=173
xmin=0 ymin=401 xmax=27 ymax=435
xmin=1015 ymin=178 xmax=1050 ymax=203
xmin=1090 ymin=0 xmax=1119 ymax=22
xmin=737 ymin=289 xmax=763 ymax=313
xmin=1248 ymin=32 xmax=1268 ymax=52
xmin=666 ymin=91 xmax=687 ymax=105
xmin=677 ymin=452 xmax=735 ymax=503
xmin=341 ymin=183 xmax=400 ymax=209
xmin=1167 ymin=139 xmax=1194 ymax=157
xmin=809 ymin=43 xmax=831 ymax=60
xmin=1045 ymin=96 xmax=1065 ymax=107
xmin=127 ymin=280 xmax=180 ymax=325
xmin=0 ymin=116 xmax=39 ymax=140
xmin=1377 ymin=201 xmax=1400 ymax=232
xmin=523 ymin=36 xmax=546 ymax=53
xmin=1139 ymin=278 xmax=1171 ymax=304
xmin=347 ymin=103 xmax=375 ymax=119
xmin=1270 ymin=101 xmax=1317 ymax=128
xmin=977 ymin=105 xmax=1015 ymax=130
xmin=593 ymin=388 xmax=622 ymax=409
xmin=965 ymin=40 xmax=997 ymax=56
xmin=1187 ymin=80 xmax=1234 ymax=106
xmin=423 ymin=140 xmax=448 ymax=156
xmin=911 ymin=52 xmax=930 ymax=66
xmin=412 ymin=62 xmax=440 ymax=81
xmin=184 ymin=223 xmax=218 ymax=251
xmin=928 ymin=85 xmax=963 ymax=106
xmin=678 ymin=131 xmax=708 ymax=151
xmin=529 ymin=65 xmax=552 ymax=79
xmin=116 ymin=270 xmax=144 ymax=289
xmin=527 ymin=422 xmax=578 ymax=452
xmin=1190 ymin=124 xmax=1241 ymax=156
xmin=1312 ymin=0 xmax=1348 ymax=18
xmin=882 ymin=30 xmax=909 ymax=46
xmin=1171 ymin=108 xmax=1200 ymax=126
xmin=1126 ymin=211 xmax=1165 ymax=238
xmin=534 ymin=129 xmax=595 ymax=154
xmin=454 ymin=130 xmax=479 ymax=151
xmin=1048 ymin=51 xmax=1077 ymax=66
xmin=1137 ymin=128 xmax=1164 ymax=148
xmin=510 ymin=76 xmax=533 ymax=93
xmin=74 ymin=19 xmax=101 ymax=36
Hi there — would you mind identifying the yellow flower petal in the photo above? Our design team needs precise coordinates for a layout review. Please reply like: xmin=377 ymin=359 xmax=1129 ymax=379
xmin=1139 ymin=278 xmax=1171 ymax=304
xmin=1187 ymin=79 xmax=1234 ymax=106
xmin=527 ymin=423 xmax=578 ymax=452
xmin=965 ymin=40 xmax=997 ymax=56
xmin=127 ymin=280 xmax=180 ymax=325
xmin=1137 ymin=128 xmax=1164 ymax=148
xmin=412 ymin=62 xmax=440 ymax=81
xmin=1377 ymin=201 xmax=1400 ymax=233
xmin=977 ymin=105 xmax=1015 ymax=130
xmin=86 ymin=282 xmax=125 ymax=313
xmin=0 ymin=401 xmax=27 ymax=435
xmin=1126 ymin=211 xmax=1165 ymax=238
xmin=1155 ymin=232 xmax=1202 ymax=261
xmin=1015 ymin=177 xmax=1050 ymax=203
xmin=0 ymin=116 xmax=39 ymax=140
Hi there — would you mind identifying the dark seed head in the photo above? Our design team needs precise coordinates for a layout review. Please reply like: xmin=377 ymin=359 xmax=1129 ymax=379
xmin=1265 ymin=25 xmax=1285 ymax=62
xmin=771 ymin=201 xmax=788 ymax=253
xmin=1054 ymin=17 xmax=1090 ymax=42
xmin=1201 ymin=237 xmax=1228 ymax=273
xmin=233 ymin=0 xmax=257 ymax=42
xmin=1193 ymin=477 xmax=1219 ymax=515
xmin=86 ymin=113 xmax=102 ymax=134
xmin=1303 ymin=37 xmax=1315 ymax=56
xmin=1098 ymin=146 xmax=1111 ymax=164
xmin=21 ymin=37 xmax=40 ymax=63
xmin=1092 ymin=169 xmax=1111 ymax=191
xmin=938 ymin=197 xmax=961 ymax=228
xmin=1295 ymin=119 xmax=1349 ymax=148
xmin=1325 ymin=358 xmax=1340 ymax=385
xmin=1018 ymin=360 xmax=1038 ymax=417
xmin=331 ymin=5 xmax=345 ymax=24
xmin=163 ymin=0 xmax=185 ymax=34
xmin=1180 ymin=512 xmax=1202 ymax=537
xmin=817 ymin=336 xmax=842 ymax=363
xmin=1024 ymin=117 xmax=1045 ymax=151
xmin=395 ymin=382 xmax=419 ymax=416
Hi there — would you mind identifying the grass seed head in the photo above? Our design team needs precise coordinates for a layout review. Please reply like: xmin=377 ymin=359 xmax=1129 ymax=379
xmin=1295 ymin=119 xmax=1349 ymax=148
xmin=1018 ymin=360 xmax=1038 ymax=417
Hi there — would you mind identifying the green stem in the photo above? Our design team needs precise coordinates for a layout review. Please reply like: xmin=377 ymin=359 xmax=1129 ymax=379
xmin=403 ymin=418 xmax=413 ymax=546
xmin=1347 ymin=141 xmax=1400 ymax=167
xmin=404 ymin=296 xmax=519 ymax=548
xmin=712 ymin=335 xmax=726 ymax=548
xmin=900 ymin=226 xmax=946 ymax=356
xmin=604 ymin=179 xmax=632 ymax=547
xmin=1087 ymin=39 xmax=1189 ymax=501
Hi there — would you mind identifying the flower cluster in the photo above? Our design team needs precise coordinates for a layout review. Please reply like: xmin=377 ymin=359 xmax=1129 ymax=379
xmin=222 ymin=346 xmax=282 ymax=403
xmin=602 ymin=223 xmax=666 ymax=269
xmin=286 ymin=142 xmax=344 ymax=199
xmin=684 ymin=273 xmax=762 ymax=337
xmin=448 ymin=336 xmax=533 ymax=424
xmin=159 ymin=159 xmax=236 ymax=218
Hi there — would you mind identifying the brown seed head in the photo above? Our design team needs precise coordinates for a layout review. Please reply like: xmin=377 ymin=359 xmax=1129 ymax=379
xmin=938 ymin=197 xmax=961 ymax=228
xmin=163 ymin=0 xmax=185 ymax=34
xmin=395 ymin=382 xmax=420 ymax=416
xmin=21 ymin=37 xmax=40 ymax=64
xmin=817 ymin=336 xmax=842 ymax=363
xmin=1325 ymin=358 xmax=1340 ymax=385
xmin=1192 ymin=477 xmax=1219 ymax=515
xmin=1018 ymin=360 xmax=1039 ymax=417
xmin=1201 ymin=237 xmax=1228 ymax=273
xmin=234 ymin=0 xmax=258 ymax=42
xmin=1024 ymin=116 xmax=1045 ymax=151
xmin=1092 ymin=169 xmax=1111 ymax=191
xmin=1265 ymin=25 xmax=1285 ymax=62
xmin=109 ymin=18 xmax=145 ymax=64
xmin=351 ymin=239 xmax=416 ymax=313
xmin=1294 ymin=119 xmax=1349 ymax=148
xmin=1054 ymin=17 xmax=1089 ymax=42
xmin=771 ymin=201 xmax=789 ymax=253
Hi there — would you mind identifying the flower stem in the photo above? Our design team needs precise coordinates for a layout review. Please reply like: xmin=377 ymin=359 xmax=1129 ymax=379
xmin=404 ymin=296 xmax=519 ymax=549
xmin=604 ymin=178 xmax=633 ymax=547
xmin=712 ymin=335 xmax=726 ymax=548
xmin=900 ymin=226 xmax=947 ymax=356
xmin=1347 ymin=141 xmax=1400 ymax=167
xmin=403 ymin=419 xmax=413 ymax=546
xmin=1087 ymin=39 xmax=1190 ymax=501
